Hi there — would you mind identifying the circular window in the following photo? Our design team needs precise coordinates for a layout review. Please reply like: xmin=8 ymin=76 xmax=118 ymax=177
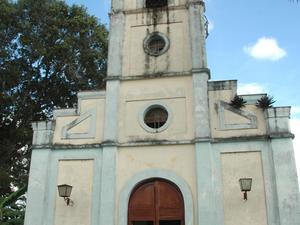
xmin=144 ymin=32 xmax=169 ymax=56
xmin=139 ymin=103 xmax=172 ymax=133
xmin=144 ymin=107 xmax=168 ymax=129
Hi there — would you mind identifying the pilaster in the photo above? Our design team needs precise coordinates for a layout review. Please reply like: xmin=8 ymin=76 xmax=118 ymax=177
xmin=188 ymin=1 xmax=210 ymax=139
xmin=189 ymin=3 xmax=214 ymax=224
xmin=24 ymin=148 xmax=51 ymax=225
xmin=188 ymin=0 xmax=207 ymax=69
xmin=24 ymin=122 xmax=54 ymax=225
xmin=195 ymin=142 xmax=220 ymax=225
xmin=107 ymin=10 xmax=124 ymax=77
xmin=104 ymin=80 xmax=120 ymax=142
xmin=32 ymin=121 xmax=55 ymax=146
xmin=265 ymin=107 xmax=300 ymax=225
xmin=99 ymin=2 xmax=125 ymax=225
xmin=111 ymin=0 xmax=123 ymax=12
xmin=192 ymin=70 xmax=211 ymax=139
xmin=99 ymin=146 xmax=117 ymax=225
xmin=24 ymin=121 xmax=55 ymax=225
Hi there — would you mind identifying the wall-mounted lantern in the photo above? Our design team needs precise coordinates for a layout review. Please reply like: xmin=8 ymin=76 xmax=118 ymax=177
xmin=57 ymin=184 xmax=73 ymax=206
xmin=239 ymin=178 xmax=252 ymax=200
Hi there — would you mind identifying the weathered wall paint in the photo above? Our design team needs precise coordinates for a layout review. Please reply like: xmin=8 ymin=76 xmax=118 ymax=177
xmin=116 ymin=145 xmax=197 ymax=206
xmin=25 ymin=1 xmax=300 ymax=225
xmin=54 ymin=160 xmax=94 ymax=225
xmin=122 ymin=9 xmax=191 ymax=76
xmin=221 ymin=151 xmax=268 ymax=225
xmin=118 ymin=76 xmax=194 ymax=142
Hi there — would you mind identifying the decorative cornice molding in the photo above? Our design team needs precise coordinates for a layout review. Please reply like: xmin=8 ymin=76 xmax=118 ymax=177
xmin=32 ymin=133 xmax=295 ymax=149
xmin=121 ymin=4 xmax=187 ymax=15
xmin=105 ymin=71 xmax=192 ymax=81
xmin=208 ymin=80 xmax=237 ymax=91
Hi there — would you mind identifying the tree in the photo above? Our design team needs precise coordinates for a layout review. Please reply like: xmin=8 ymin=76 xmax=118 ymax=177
xmin=0 ymin=0 xmax=108 ymax=223
xmin=0 ymin=186 xmax=26 ymax=225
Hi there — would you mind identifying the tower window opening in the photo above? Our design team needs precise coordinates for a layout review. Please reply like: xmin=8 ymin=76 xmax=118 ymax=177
xmin=148 ymin=35 xmax=165 ymax=55
xmin=144 ymin=32 xmax=169 ymax=56
xmin=146 ymin=0 xmax=168 ymax=8
xmin=144 ymin=107 xmax=168 ymax=130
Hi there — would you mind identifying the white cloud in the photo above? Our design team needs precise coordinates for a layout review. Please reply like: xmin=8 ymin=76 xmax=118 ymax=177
xmin=291 ymin=106 xmax=300 ymax=117
xmin=237 ymin=83 xmax=267 ymax=95
xmin=208 ymin=20 xmax=214 ymax=33
xmin=244 ymin=37 xmax=287 ymax=61
xmin=291 ymin=119 xmax=300 ymax=188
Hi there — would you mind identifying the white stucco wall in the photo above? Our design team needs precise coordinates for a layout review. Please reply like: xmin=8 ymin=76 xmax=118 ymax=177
xmin=122 ymin=9 xmax=191 ymax=76
xmin=221 ymin=151 xmax=268 ymax=225
xmin=54 ymin=160 xmax=94 ymax=225
xmin=118 ymin=76 xmax=194 ymax=142
xmin=53 ymin=97 xmax=105 ymax=145
xmin=209 ymin=89 xmax=267 ymax=138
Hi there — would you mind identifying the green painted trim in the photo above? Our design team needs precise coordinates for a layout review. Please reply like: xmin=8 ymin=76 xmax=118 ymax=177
xmin=119 ymin=169 xmax=194 ymax=225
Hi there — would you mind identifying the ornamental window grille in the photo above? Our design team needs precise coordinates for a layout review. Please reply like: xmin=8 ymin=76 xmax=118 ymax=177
xmin=144 ymin=107 xmax=168 ymax=129
xmin=147 ymin=35 xmax=166 ymax=55
xmin=146 ymin=0 xmax=168 ymax=8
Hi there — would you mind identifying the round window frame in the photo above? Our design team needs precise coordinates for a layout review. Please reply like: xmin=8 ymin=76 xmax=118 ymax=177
xmin=143 ymin=32 xmax=170 ymax=57
xmin=139 ymin=102 xmax=172 ymax=133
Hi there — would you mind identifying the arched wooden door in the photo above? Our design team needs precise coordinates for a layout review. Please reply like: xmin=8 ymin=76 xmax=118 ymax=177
xmin=128 ymin=179 xmax=184 ymax=225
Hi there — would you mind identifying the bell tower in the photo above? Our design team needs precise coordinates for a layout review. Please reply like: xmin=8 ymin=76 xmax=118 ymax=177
xmin=108 ymin=0 xmax=209 ymax=77
xmin=106 ymin=0 xmax=211 ymax=141
xmin=105 ymin=1 xmax=214 ymax=224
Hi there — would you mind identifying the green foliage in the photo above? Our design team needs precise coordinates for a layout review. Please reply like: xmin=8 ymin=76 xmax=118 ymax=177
xmin=230 ymin=95 xmax=247 ymax=109
xmin=256 ymin=95 xmax=276 ymax=110
xmin=0 ymin=0 xmax=108 ymax=223
xmin=0 ymin=186 xmax=26 ymax=225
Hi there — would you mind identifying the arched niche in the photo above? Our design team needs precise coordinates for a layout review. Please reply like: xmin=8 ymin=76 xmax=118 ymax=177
xmin=128 ymin=179 xmax=184 ymax=225
xmin=119 ymin=169 xmax=194 ymax=225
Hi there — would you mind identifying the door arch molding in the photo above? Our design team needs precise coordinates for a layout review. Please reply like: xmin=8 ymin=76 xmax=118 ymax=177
xmin=119 ymin=169 xmax=194 ymax=225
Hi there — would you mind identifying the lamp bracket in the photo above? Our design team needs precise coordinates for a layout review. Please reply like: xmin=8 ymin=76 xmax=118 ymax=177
xmin=64 ymin=197 xmax=74 ymax=206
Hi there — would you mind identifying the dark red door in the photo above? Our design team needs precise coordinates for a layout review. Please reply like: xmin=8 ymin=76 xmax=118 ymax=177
xmin=128 ymin=179 xmax=184 ymax=225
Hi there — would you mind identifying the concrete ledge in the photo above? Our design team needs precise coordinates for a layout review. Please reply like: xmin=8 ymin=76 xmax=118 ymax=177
xmin=32 ymin=121 xmax=55 ymax=131
xmin=32 ymin=144 xmax=103 ymax=150
xmin=240 ymin=94 xmax=267 ymax=105
xmin=32 ymin=121 xmax=55 ymax=145
xmin=269 ymin=133 xmax=294 ymax=139
xmin=266 ymin=107 xmax=291 ymax=118
xmin=208 ymin=80 xmax=237 ymax=91
xmin=265 ymin=107 xmax=291 ymax=135
xmin=77 ymin=90 xmax=106 ymax=100
xmin=105 ymin=71 xmax=192 ymax=81
xmin=53 ymin=108 xmax=77 ymax=119
xmin=32 ymin=133 xmax=297 ymax=149
xmin=187 ymin=0 xmax=205 ymax=7
xmin=191 ymin=67 xmax=211 ymax=79
xmin=122 ymin=4 xmax=187 ymax=15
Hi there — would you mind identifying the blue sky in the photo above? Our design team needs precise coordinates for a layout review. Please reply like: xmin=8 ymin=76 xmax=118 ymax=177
xmin=65 ymin=0 xmax=300 ymax=183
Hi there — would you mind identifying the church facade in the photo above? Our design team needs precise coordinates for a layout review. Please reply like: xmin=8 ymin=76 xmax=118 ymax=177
xmin=24 ymin=1 xmax=300 ymax=225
